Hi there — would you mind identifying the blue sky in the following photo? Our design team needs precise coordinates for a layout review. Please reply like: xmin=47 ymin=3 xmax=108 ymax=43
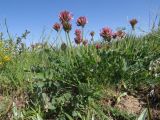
xmin=0 ymin=0 xmax=160 ymax=45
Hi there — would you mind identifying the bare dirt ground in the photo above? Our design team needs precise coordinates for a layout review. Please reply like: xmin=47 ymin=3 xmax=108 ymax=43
xmin=100 ymin=85 xmax=160 ymax=119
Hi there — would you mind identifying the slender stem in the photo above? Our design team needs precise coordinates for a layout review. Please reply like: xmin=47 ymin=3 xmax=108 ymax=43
xmin=67 ymin=32 xmax=75 ymax=67
xmin=5 ymin=19 xmax=13 ymax=49
xmin=91 ymin=37 xmax=94 ymax=45
xmin=64 ymin=32 xmax=70 ymax=59
xmin=54 ymin=32 xmax=60 ymax=44
xmin=67 ymin=32 xmax=72 ymax=48
xmin=82 ymin=27 xmax=84 ymax=42
xmin=65 ymin=32 xmax=69 ymax=46
xmin=58 ymin=29 xmax=63 ymax=44
xmin=65 ymin=32 xmax=72 ymax=60
xmin=5 ymin=19 xmax=12 ymax=41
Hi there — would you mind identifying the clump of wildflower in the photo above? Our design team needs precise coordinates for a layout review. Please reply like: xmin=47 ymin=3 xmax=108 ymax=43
xmin=129 ymin=18 xmax=138 ymax=30
xmin=117 ymin=30 xmax=125 ymax=38
xmin=74 ymin=36 xmax=82 ymax=45
xmin=62 ymin=22 xmax=72 ymax=33
xmin=100 ymin=27 xmax=113 ymax=42
xmin=76 ymin=16 xmax=87 ymax=27
xmin=59 ymin=10 xmax=73 ymax=23
xmin=53 ymin=23 xmax=61 ymax=32
xmin=113 ymin=30 xmax=126 ymax=39
xmin=74 ymin=29 xmax=82 ymax=45
xmin=0 ymin=41 xmax=11 ymax=69
xmin=59 ymin=10 xmax=73 ymax=33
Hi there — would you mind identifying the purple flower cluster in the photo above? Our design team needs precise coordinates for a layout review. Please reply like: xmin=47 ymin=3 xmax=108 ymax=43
xmin=74 ymin=29 xmax=82 ymax=44
xmin=52 ymin=10 xmax=138 ymax=49
xmin=100 ymin=27 xmax=113 ymax=42
xmin=76 ymin=16 xmax=87 ymax=28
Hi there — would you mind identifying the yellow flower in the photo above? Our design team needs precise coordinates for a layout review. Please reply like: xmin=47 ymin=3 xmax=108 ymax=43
xmin=3 ymin=56 xmax=11 ymax=62
xmin=0 ymin=62 xmax=3 ymax=65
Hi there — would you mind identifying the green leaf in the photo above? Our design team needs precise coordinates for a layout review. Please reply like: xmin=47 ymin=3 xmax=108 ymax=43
xmin=137 ymin=108 xmax=147 ymax=120
xmin=117 ymin=92 xmax=127 ymax=103
xmin=122 ymin=58 xmax=127 ymax=72
xmin=64 ymin=113 xmax=74 ymax=120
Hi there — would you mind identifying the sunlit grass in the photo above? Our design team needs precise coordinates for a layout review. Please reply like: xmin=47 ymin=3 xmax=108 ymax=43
xmin=0 ymin=11 xmax=160 ymax=120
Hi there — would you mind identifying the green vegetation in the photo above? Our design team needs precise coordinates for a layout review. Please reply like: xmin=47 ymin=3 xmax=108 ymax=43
xmin=0 ymin=29 xmax=159 ymax=120
xmin=0 ymin=11 xmax=160 ymax=120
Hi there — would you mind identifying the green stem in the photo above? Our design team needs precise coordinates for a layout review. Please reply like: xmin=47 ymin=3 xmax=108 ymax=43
xmin=59 ymin=29 xmax=63 ymax=44
xmin=91 ymin=37 xmax=94 ymax=44
xmin=65 ymin=32 xmax=75 ymax=67
xmin=65 ymin=32 xmax=69 ymax=46
xmin=67 ymin=32 xmax=72 ymax=49
xmin=82 ymin=27 xmax=84 ymax=42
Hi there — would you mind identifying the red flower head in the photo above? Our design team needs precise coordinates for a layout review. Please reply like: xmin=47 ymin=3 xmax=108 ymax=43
xmin=112 ymin=30 xmax=125 ymax=39
xmin=75 ymin=29 xmax=81 ymax=36
xmin=74 ymin=29 xmax=82 ymax=45
xmin=95 ymin=44 xmax=101 ymax=49
xmin=76 ymin=16 xmax=87 ymax=27
xmin=83 ymin=40 xmax=88 ymax=46
xmin=116 ymin=30 xmax=125 ymax=38
xmin=59 ymin=10 xmax=73 ymax=23
xmin=90 ymin=31 xmax=95 ymax=37
xmin=129 ymin=18 xmax=138 ymax=30
xmin=100 ymin=27 xmax=113 ymax=42
xmin=74 ymin=36 xmax=82 ymax=44
xmin=53 ymin=23 xmax=61 ymax=32
xmin=62 ymin=22 xmax=72 ymax=33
